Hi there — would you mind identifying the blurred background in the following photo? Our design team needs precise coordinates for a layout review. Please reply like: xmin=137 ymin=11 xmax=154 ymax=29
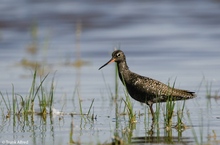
xmin=0 ymin=0 xmax=220 ymax=144
xmin=1 ymin=0 xmax=220 ymax=94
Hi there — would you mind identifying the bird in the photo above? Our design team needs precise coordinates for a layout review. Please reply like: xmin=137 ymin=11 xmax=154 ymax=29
xmin=99 ymin=50 xmax=196 ymax=121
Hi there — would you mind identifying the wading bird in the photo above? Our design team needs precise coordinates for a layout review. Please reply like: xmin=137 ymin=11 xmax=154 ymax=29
xmin=99 ymin=50 xmax=196 ymax=121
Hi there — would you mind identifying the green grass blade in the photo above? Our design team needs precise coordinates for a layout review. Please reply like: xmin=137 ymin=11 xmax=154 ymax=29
xmin=87 ymin=98 xmax=95 ymax=115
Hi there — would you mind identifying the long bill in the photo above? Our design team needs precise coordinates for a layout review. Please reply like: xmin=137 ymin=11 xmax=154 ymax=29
xmin=98 ymin=58 xmax=115 ymax=70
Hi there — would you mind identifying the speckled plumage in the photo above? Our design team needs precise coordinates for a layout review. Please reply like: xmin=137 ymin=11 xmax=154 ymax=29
xmin=99 ymin=50 xmax=196 ymax=120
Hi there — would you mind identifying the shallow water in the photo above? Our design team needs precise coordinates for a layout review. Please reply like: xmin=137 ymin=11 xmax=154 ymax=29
xmin=0 ymin=0 xmax=220 ymax=144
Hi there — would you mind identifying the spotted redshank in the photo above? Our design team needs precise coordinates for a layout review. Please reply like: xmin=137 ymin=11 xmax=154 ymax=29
xmin=99 ymin=50 xmax=196 ymax=120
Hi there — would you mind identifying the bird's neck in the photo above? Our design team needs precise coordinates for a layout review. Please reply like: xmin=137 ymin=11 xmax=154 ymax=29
xmin=117 ymin=61 xmax=129 ymax=84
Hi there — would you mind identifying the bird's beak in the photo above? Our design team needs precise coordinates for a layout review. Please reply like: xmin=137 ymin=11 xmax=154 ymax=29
xmin=99 ymin=58 xmax=115 ymax=70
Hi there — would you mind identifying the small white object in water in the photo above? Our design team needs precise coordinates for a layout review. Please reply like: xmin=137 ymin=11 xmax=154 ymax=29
xmin=51 ymin=107 xmax=64 ymax=115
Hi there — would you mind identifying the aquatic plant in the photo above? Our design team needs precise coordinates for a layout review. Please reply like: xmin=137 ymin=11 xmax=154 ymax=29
xmin=0 ymin=69 xmax=56 ymax=119
xmin=174 ymin=100 xmax=187 ymax=132
xmin=0 ymin=90 xmax=12 ymax=118
xmin=206 ymin=81 xmax=213 ymax=98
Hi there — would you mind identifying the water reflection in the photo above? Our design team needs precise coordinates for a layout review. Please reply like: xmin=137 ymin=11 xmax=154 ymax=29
xmin=137 ymin=124 xmax=193 ymax=144
xmin=0 ymin=113 xmax=59 ymax=145
xmin=132 ymin=135 xmax=194 ymax=144
xmin=110 ymin=116 xmax=195 ymax=145
xmin=69 ymin=114 xmax=75 ymax=144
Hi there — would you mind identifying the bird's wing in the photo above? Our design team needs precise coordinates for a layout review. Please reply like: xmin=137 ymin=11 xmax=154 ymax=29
xmin=129 ymin=74 xmax=195 ymax=102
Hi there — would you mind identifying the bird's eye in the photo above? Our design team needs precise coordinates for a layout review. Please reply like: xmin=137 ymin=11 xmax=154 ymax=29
xmin=116 ymin=53 xmax=121 ymax=57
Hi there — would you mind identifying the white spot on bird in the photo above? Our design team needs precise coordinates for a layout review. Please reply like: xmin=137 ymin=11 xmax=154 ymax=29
xmin=134 ymin=80 xmax=139 ymax=85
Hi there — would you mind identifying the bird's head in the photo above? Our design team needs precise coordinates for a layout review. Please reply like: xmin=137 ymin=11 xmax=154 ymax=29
xmin=99 ymin=50 xmax=126 ymax=70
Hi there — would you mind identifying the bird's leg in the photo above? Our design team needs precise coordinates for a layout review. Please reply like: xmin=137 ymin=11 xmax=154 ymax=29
xmin=147 ymin=104 xmax=155 ymax=136
xmin=149 ymin=104 xmax=155 ymax=122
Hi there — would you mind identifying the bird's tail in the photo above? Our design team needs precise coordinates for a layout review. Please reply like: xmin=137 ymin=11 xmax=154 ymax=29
xmin=172 ymin=88 xmax=196 ymax=100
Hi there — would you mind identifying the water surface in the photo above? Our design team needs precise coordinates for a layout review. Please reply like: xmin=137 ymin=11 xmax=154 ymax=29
xmin=0 ymin=0 xmax=220 ymax=144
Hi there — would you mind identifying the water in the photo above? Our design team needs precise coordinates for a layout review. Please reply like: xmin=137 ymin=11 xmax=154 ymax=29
xmin=0 ymin=0 xmax=220 ymax=144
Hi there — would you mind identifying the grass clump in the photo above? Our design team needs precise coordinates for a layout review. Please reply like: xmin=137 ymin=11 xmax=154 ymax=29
xmin=0 ymin=70 xmax=55 ymax=119
xmin=164 ymin=95 xmax=175 ymax=130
